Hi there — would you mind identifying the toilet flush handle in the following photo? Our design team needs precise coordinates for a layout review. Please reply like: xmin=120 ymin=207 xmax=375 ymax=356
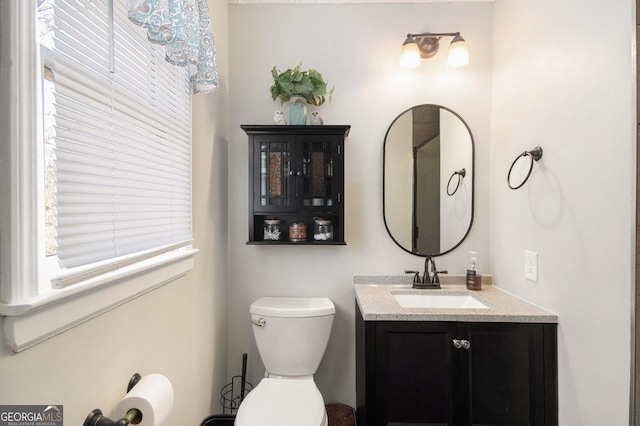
xmin=251 ymin=317 xmax=266 ymax=327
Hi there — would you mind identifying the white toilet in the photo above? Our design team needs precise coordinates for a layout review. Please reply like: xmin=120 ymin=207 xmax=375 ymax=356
xmin=235 ymin=297 xmax=336 ymax=426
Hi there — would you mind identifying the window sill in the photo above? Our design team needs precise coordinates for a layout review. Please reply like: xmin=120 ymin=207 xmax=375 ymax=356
xmin=0 ymin=248 xmax=198 ymax=352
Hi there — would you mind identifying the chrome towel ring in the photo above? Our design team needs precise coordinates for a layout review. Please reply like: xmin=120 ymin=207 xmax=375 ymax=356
xmin=446 ymin=168 xmax=466 ymax=196
xmin=507 ymin=146 xmax=543 ymax=190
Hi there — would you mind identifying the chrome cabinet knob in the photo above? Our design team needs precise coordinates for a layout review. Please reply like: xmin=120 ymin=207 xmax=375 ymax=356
xmin=453 ymin=339 xmax=470 ymax=349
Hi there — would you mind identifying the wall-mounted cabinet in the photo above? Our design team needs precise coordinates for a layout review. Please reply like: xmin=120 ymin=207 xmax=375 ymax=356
xmin=242 ymin=125 xmax=350 ymax=245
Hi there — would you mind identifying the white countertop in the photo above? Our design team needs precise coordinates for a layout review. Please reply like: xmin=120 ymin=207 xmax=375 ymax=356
xmin=354 ymin=274 xmax=558 ymax=323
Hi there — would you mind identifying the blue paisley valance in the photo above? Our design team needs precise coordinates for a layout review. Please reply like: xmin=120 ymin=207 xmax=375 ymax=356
xmin=127 ymin=0 xmax=218 ymax=94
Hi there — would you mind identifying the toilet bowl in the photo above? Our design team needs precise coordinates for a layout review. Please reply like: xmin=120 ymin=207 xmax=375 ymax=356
xmin=235 ymin=378 xmax=327 ymax=426
xmin=235 ymin=297 xmax=335 ymax=426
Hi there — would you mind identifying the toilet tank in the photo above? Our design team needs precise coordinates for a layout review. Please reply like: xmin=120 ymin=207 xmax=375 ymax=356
xmin=250 ymin=297 xmax=335 ymax=377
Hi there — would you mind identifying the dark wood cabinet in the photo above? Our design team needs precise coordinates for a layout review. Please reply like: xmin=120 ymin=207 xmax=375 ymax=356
xmin=242 ymin=125 xmax=350 ymax=244
xmin=355 ymin=304 xmax=558 ymax=426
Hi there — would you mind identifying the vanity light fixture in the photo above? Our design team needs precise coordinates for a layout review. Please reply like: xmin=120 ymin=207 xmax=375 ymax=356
xmin=400 ymin=32 xmax=469 ymax=69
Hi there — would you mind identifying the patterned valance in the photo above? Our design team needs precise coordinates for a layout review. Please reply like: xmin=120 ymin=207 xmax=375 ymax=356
xmin=127 ymin=0 xmax=218 ymax=93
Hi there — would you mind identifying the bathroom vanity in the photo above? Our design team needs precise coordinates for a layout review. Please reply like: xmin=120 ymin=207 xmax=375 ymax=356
xmin=354 ymin=276 xmax=558 ymax=426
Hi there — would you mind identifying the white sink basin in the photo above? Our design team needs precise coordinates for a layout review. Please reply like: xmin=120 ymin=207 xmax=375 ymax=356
xmin=393 ymin=293 xmax=491 ymax=309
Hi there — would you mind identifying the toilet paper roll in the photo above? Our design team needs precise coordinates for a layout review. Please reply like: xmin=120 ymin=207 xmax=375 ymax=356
xmin=115 ymin=374 xmax=174 ymax=426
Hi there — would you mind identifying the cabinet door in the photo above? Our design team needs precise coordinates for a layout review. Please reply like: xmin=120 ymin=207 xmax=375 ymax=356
xmin=252 ymin=135 xmax=297 ymax=212
xmin=459 ymin=323 xmax=546 ymax=426
xmin=297 ymin=135 xmax=342 ymax=212
xmin=376 ymin=321 xmax=459 ymax=426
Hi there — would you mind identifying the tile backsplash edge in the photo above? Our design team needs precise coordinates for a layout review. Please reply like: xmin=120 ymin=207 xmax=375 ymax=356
xmin=353 ymin=274 xmax=493 ymax=286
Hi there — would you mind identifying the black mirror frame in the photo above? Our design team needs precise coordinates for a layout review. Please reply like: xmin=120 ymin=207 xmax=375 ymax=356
xmin=382 ymin=104 xmax=475 ymax=257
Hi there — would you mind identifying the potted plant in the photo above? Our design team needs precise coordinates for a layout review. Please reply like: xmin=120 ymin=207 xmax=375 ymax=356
xmin=270 ymin=63 xmax=334 ymax=125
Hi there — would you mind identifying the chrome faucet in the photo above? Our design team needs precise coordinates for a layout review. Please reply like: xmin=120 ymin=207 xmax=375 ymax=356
xmin=405 ymin=256 xmax=447 ymax=289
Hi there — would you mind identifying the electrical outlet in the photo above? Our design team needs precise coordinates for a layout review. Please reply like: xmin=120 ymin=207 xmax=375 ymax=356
xmin=525 ymin=251 xmax=538 ymax=281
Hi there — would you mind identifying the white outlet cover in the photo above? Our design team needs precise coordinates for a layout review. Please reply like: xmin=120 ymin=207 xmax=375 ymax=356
xmin=525 ymin=251 xmax=538 ymax=281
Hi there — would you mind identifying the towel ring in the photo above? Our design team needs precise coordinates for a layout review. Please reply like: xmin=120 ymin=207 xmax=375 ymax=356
xmin=446 ymin=168 xmax=466 ymax=196
xmin=507 ymin=146 xmax=543 ymax=190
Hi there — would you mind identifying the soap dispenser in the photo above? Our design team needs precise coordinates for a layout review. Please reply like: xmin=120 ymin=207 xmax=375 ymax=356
xmin=466 ymin=251 xmax=482 ymax=291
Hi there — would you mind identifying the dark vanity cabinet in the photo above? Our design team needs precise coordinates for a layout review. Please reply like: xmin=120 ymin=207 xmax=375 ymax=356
xmin=242 ymin=125 xmax=350 ymax=244
xmin=355 ymin=305 xmax=558 ymax=426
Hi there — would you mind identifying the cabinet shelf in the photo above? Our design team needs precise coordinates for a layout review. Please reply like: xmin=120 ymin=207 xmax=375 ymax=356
xmin=241 ymin=124 xmax=350 ymax=136
xmin=246 ymin=241 xmax=346 ymax=246
xmin=242 ymin=125 xmax=350 ymax=245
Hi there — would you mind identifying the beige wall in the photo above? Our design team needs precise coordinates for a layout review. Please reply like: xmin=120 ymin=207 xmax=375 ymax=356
xmin=0 ymin=1 xmax=230 ymax=425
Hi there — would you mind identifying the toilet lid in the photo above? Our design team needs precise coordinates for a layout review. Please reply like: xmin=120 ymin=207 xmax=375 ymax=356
xmin=235 ymin=378 xmax=326 ymax=426
xmin=250 ymin=297 xmax=335 ymax=318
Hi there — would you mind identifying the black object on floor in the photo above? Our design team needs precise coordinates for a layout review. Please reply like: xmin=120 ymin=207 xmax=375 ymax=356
xmin=200 ymin=414 xmax=235 ymax=426
xmin=220 ymin=353 xmax=252 ymax=414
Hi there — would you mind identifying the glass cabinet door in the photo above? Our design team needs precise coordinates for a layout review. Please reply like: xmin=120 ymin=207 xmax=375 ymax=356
xmin=254 ymin=134 xmax=342 ymax=213
xmin=254 ymin=136 xmax=295 ymax=212
xmin=299 ymin=136 xmax=341 ymax=211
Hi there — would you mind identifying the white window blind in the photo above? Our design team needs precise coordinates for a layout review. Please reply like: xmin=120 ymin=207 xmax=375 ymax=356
xmin=46 ymin=0 xmax=192 ymax=270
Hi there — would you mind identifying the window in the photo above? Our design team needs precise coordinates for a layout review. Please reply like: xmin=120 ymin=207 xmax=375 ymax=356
xmin=0 ymin=0 xmax=198 ymax=352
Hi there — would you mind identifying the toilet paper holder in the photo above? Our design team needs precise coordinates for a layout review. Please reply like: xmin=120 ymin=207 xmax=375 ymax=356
xmin=83 ymin=373 xmax=144 ymax=426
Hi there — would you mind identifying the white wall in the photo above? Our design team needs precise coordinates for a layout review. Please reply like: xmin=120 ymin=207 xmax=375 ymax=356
xmin=228 ymin=2 xmax=494 ymax=405
xmin=491 ymin=0 xmax=635 ymax=424
xmin=0 ymin=2 xmax=230 ymax=424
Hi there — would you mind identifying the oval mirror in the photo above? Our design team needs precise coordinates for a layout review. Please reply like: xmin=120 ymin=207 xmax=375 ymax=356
xmin=383 ymin=104 xmax=474 ymax=256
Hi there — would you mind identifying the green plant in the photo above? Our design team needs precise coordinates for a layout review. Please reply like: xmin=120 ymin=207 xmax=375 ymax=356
xmin=270 ymin=63 xmax=334 ymax=106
